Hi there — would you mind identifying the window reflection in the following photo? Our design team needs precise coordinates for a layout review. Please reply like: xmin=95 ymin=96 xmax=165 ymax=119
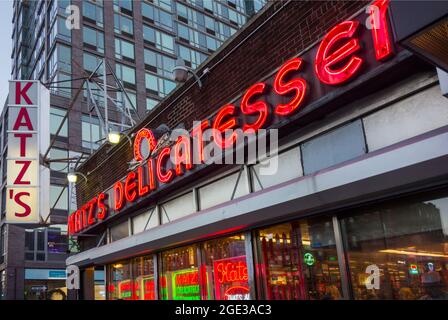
xmin=341 ymin=196 xmax=448 ymax=300
xmin=256 ymin=217 xmax=342 ymax=300
xmin=108 ymin=260 xmax=132 ymax=300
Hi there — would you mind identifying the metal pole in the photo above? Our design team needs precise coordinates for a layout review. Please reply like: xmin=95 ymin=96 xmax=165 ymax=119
xmin=103 ymin=58 xmax=109 ymax=138
xmin=332 ymin=215 xmax=351 ymax=300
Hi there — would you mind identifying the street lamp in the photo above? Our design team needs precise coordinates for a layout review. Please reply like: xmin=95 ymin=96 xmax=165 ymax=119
xmin=107 ymin=130 xmax=133 ymax=146
xmin=172 ymin=58 xmax=208 ymax=89
xmin=67 ymin=170 xmax=88 ymax=184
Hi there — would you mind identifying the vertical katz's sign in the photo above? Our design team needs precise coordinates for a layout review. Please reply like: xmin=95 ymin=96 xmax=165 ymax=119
xmin=6 ymin=80 xmax=50 ymax=223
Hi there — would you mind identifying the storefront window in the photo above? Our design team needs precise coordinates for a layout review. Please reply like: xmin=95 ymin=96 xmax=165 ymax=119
xmin=202 ymin=235 xmax=250 ymax=300
xmin=341 ymin=195 xmax=448 ymax=300
xmin=256 ymin=216 xmax=342 ymax=300
xmin=108 ymin=260 xmax=133 ymax=300
xmin=133 ymin=256 xmax=156 ymax=300
xmin=159 ymin=245 xmax=200 ymax=300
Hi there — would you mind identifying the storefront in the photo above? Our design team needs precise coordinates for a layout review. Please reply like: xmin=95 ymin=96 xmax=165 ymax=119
xmin=66 ymin=1 xmax=448 ymax=300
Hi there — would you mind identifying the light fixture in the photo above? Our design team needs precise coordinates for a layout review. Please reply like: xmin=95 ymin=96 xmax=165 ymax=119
xmin=172 ymin=58 xmax=208 ymax=89
xmin=107 ymin=131 xmax=133 ymax=146
xmin=108 ymin=131 xmax=121 ymax=144
xmin=67 ymin=170 xmax=88 ymax=184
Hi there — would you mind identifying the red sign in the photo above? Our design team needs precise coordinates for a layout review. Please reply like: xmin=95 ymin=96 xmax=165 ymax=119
xmin=213 ymin=256 xmax=250 ymax=300
xmin=69 ymin=0 xmax=395 ymax=235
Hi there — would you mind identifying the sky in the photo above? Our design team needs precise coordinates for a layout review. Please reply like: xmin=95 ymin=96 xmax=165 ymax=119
xmin=0 ymin=0 xmax=12 ymax=114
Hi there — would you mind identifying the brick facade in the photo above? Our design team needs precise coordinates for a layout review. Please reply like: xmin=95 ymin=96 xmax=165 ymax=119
xmin=76 ymin=1 xmax=369 ymax=205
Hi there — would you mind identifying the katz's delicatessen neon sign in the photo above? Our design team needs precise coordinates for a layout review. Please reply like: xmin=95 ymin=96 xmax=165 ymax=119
xmin=69 ymin=0 xmax=396 ymax=235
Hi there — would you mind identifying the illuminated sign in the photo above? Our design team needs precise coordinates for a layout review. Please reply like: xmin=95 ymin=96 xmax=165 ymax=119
xmin=304 ymin=253 xmax=315 ymax=266
xmin=213 ymin=256 xmax=250 ymax=300
xmin=118 ymin=280 xmax=133 ymax=300
xmin=409 ymin=264 xmax=419 ymax=275
xmin=171 ymin=269 xmax=200 ymax=300
xmin=69 ymin=0 xmax=396 ymax=235
xmin=6 ymin=80 xmax=50 ymax=224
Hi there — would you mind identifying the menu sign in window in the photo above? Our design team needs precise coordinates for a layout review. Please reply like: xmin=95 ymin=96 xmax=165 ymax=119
xmin=171 ymin=269 xmax=200 ymax=300
xmin=6 ymin=80 xmax=50 ymax=224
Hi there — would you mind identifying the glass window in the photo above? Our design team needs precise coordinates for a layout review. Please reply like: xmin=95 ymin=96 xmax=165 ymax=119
xmin=144 ymin=49 xmax=175 ymax=77
xmin=49 ymin=148 xmax=69 ymax=173
xmin=114 ymin=0 xmax=133 ymax=14
xmin=115 ymin=38 xmax=135 ymax=61
xmin=50 ymin=185 xmax=68 ymax=211
xmin=145 ymin=73 xmax=176 ymax=98
xmin=110 ymin=221 xmax=129 ymax=242
xmin=50 ymin=107 xmax=68 ymax=137
xmin=83 ymin=52 xmax=102 ymax=73
xmin=160 ymin=245 xmax=200 ymax=300
xmin=47 ymin=226 xmax=68 ymax=255
xmin=83 ymin=26 xmax=104 ymax=53
xmin=341 ymin=194 xmax=448 ymax=300
xmin=114 ymin=13 xmax=134 ymax=36
xmin=146 ymin=98 xmax=159 ymax=111
xmin=203 ymin=235 xmax=250 ymax=300
xmin=116 ymin=63 xmax=136 ymax=87
xmin=256 ymin=216 xmax=342 ymax=300
xmin=82 ymin=115 xmax=103 ymax=150
xmin=143 ymin=26 xmax=174 ymax=54
xmin=133 ymin=256 xmax=156 ymax=300
xmin=132 ymin=208 xmax=159 ymax=234
xmin=83 ymin=1 xmax=104 ymax=27
xmin=108 ymin=260 xmax=133 ymax=300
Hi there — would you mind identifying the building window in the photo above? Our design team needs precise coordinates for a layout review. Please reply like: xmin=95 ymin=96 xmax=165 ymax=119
xmin=202 ymin=235 xmax=250 ymax=300
xmin=255 ymin=216 xmax=341 ymax=300
xmin=116 ymin=63 xmax=136 ymax=88
xmin=50 ymin=185 xmax=68 ymax=211
xmin=108 ymin=260 xmax=132 ymax=300
xmin=132 ymin=256 xmax=156 ymax=300
xmin=159 ymin=245 xmax=200 ymax=300
xmin=146 ymin=97 xmax=159 ymax=111
xmin=114 ymin=13 xmax=134 ymax=36
xmin=83 ymin=0 xmax=104 ymax=27
xmin=144 ymin=49 xmax=175 ymax=77
xmin=50 ymin=107 xmax=68 ymax=138
xmin=83 ymin=26 xmax=105 ymax=53
xmin=340 ymin=194 xmax=448 ymax=300
xmin=145 ymin=73 xmax=176 ymax=98
xmin=178 ymin=45 xmax=206 ymax=68
xmin=110 ymin=221 xmax=129 ymax=242
xmin=82 ymin=115 xmax=103 ymax=150
xmin=114 ymin=0 xmax=133 ymax=15
xmin=143 ymin=25 xmax=174 ymax=54
xmin=142 ymin=2 xmax=173 ymax=31
xmin=115 ymin=38 xmax=135 ymax=62
xmin=132 ymin=208 xmax=159 ymax=234
xmin=49 ymin=148 xmax=69 ymax=173
xmin=83 ymin=51 xmax=102 ymax=74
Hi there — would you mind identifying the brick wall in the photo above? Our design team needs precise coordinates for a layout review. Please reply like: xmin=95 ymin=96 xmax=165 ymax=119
xmin=76 ymin=0 xmax=369 ymax=205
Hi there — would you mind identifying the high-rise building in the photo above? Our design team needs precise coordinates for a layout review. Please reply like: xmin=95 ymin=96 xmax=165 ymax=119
xmin=0 ymin=0 xmax=266 ymax=300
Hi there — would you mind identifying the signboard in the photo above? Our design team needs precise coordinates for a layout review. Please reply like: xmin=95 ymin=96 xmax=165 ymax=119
xmin=6 ymin=80 xmax=50 ymax=224
xmin=171 ymin=269 xmax=200 ymax=300
xmin=213 ymin=256 xmax=249 ymax=300
xmin=69 ymin=0 xmax=399 ymax=235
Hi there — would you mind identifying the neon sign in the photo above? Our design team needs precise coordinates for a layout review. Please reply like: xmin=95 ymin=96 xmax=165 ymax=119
xmin=213 ymin=256 xmax=250 ymax=300
xmin=69 ymin=0 xmax=395 ymax=235
xmin=171 ymin=269 xmax=201 ymax=300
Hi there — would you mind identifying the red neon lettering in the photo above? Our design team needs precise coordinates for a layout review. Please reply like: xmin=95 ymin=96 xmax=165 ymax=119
xmin=74 ymin=209 xmax=82 ymax=232
xmin=274 ymin=58 xmax=307 ymax=115
xmin=9 ymin=189 xmax=31 ymax=217
xmin=15 ymin=82 xmax=33 ymax=105
xmin=124 ymin=171 xmax=138 ymax=202
xmin=97 ymin=193 xmax=108 ymax=220
xmin=82 ymin=205 xmax=89 ymax=229
xmin=192 ymin=120 xmax=209 ymax=164
xmin=114 ymin=181 xmax=124 ymax=210
xmin=147 ymin=158 xmax=156 ymax=191
xmin=87 ymin=197 xmax=97 ymax=226
xmin=13 ymin=107 xmax=34 ymax=131
xmin=137 ymin=166 xmax=150 ymax=197
xmin=14 ymin=133 xmax=33 ymax=157
xmin=13 ymin=160 xmax=32 ymax=185
xmin=241 ymin=82 xmax=269 ymax=131
xmin=315 ymin=20 xmax=363 ymax=85
xmin=68 ymin=213 xmax=75 ymax=235
xmin=156 ymin=147 xmax=173 ymax=184
xmin=174 ymin=135 xmax=192 ymax=176
xmin=212 ymin=104 xmax=238 ymax=149
xmin=134 ymin=128 xmax=157 ymax=162
xmin=369 ymin=0 xmax=393 ymax=61
xmin=215 ymin=261 xmax=248 ymax=283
